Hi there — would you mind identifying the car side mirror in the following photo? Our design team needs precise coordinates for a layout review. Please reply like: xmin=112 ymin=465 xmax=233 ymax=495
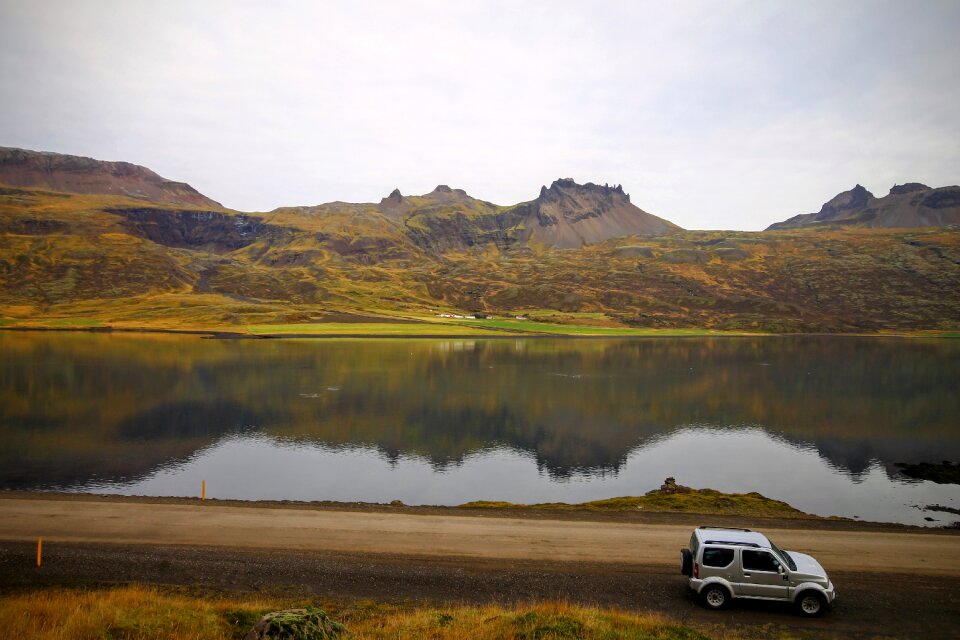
xmin=778 ymin=565 xmax=785 ymax=574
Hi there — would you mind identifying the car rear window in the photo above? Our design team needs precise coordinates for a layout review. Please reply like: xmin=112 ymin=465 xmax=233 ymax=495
xmin=702 ymin=546 xmax=734 ymax=568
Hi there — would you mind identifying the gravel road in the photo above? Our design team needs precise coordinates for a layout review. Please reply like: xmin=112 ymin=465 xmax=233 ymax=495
xmin=1 ymin=496 xmax=958 ymax=639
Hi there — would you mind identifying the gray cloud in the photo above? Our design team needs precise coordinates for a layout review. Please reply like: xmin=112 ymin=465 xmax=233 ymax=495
xmin=1 ymin=0 xmax=958 ymax=229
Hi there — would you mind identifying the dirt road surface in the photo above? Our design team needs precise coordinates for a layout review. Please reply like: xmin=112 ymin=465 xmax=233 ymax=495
xmin=2 ymin=497 xmax=959 ymax=639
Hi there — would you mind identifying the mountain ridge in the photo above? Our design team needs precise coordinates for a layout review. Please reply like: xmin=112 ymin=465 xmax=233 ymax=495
xmin=6 ymin=146 xmax=960 ymax=234
xmin=266 ymin=178 xmax=681 ymax=252
xmin=0 ymin=146 xmax=222 ymax=209
xmin=767 ymin=182 xmax=960 ymax=230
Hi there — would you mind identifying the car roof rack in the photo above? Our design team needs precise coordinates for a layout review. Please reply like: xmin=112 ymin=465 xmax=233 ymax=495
xmin=704 ymin=540 xmax=761 ymax=547
xmin=698 ymin=526 xmax=752 ymax=532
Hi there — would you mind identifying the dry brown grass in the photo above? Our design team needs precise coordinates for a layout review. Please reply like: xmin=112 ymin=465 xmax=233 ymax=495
xmin=0 ymin=586 xmax=717 ymax=639
xmin=0 ymin=586 xmax=262 ymax=640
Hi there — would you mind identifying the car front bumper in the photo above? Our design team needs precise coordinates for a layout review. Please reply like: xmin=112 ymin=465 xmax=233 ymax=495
xmin=823 ymin=581 xmax=836 ymax=604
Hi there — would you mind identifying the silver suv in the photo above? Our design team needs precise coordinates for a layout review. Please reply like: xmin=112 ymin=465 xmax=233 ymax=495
xmin=680 ymin=526 xmax=836 ymax=617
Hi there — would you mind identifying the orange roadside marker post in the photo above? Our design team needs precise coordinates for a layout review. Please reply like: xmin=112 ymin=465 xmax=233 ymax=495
xmin=202 ymin=480 xmax=206 ymax=501
xmin=37 ymin=537 xmax=42 ymax=567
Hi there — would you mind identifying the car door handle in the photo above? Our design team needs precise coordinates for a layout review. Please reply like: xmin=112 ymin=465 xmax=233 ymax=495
xmin=743 ymin=573 xmax=751 ymax=577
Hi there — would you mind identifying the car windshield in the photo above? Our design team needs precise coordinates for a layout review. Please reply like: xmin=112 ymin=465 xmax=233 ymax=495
xmin=769 ymin=540 xmax=797 ymax=571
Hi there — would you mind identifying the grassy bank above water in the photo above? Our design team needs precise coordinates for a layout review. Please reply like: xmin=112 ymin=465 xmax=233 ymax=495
xmin=0 ymin=586 xmax=712 ymax=640
xmin=461 ymin=487 xmax=815 ymax=519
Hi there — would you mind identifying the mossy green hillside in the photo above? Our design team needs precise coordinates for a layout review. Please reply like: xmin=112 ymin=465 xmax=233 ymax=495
xmin=3 ymin=183 xmax=960 ymax=334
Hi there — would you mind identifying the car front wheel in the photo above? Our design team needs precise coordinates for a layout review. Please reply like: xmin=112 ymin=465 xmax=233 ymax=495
xmin=796 ymin=591 xmax=826 ymax=617
xmin=701 ymin=585 xmax=729 ymax=610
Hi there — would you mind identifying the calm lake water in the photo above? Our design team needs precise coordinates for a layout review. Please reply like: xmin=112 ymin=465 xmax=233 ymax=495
xmin=2 ymin=332 xmax=958 ymax=526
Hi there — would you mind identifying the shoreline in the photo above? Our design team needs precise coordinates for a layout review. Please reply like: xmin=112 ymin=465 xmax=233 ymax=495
xmin=1 ymin=325 xmax=957 ymax=339
xmin=2 ymin=490 xmax=952 ymax=533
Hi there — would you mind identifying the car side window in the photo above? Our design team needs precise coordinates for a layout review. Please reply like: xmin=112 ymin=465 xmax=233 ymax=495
xmin=742 ymin=550 xmax=781 ymax=572
xmin=702 ymin=546 xmax=734 ymax=568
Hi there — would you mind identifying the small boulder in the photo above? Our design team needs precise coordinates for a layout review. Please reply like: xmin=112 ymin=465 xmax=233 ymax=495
xmin=652 ymin=477 xmax=692 ymax=494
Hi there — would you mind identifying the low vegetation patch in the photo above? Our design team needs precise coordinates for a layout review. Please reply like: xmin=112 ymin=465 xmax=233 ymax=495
xmin=0 ymin=587 xmax=713 ymax=640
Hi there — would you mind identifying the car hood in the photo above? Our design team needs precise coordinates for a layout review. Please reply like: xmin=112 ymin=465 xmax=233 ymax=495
xmin=787 ymin=551 xmax=828 ymax=581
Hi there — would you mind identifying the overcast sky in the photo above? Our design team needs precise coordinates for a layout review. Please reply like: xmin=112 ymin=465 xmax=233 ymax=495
xmin=1 ymin=1 xmax=958 ymax=230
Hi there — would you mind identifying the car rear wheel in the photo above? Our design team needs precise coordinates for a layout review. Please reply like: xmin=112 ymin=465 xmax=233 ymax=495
xmin=680 ymin=549 xmax=693 ymax=576
xmin=796 ymin=591 xmax=826 ymax=617
xmin=701 ymin=585 xmax=729 ymax=610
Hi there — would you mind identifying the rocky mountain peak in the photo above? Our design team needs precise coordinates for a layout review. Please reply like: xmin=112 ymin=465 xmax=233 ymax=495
xmin=521 ymin=178 xmax=677 ymax=248
xmin=426 ymin=184 xmax=470 ymax=199
xmin=417 ymin=185 xmax=472 ymax=206
xmin=813 ymin=184 xmax=873 ymax=221
xmin=889 ymin=183 xmax=930 ymax=195
xmin=377 ymin=187 xmax=411 ymax=215
xmin=538 ymin=178 xmax=629 ymax=204
xmin=380 ymin=189 xmax=406 ymax=204
xmin=768 ymin=181 xmax=960 ymax=230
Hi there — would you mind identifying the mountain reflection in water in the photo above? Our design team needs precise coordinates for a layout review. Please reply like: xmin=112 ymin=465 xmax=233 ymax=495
xmin=1 ymin=332 xmax=958 ymax=525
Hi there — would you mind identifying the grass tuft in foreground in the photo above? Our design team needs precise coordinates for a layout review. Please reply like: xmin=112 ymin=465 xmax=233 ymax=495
xmin=0 ymin=586 xmax=713 ymax=640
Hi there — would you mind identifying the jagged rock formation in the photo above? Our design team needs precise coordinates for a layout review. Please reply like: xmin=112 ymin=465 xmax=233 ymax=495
xmin=0 ymin=146 xmax=221 ymax=208
xmin=516 ymin=179 xmax=680 ymax=248
xmin=768 ymin=183 xmax=960 ymax=230
xmin=377 ymin=188 xmax=411 ymax=217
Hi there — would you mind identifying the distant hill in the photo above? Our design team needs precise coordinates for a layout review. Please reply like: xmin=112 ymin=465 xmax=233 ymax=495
xmin=0 ymin=146 xmax=221 ymax=209
xmin=768 ymin=183 xmax=960 ymax=230
xmin=1 ymin=147 xmax=959 ymax=334
xmin=271 ymin=179 xmax=681 ymax=252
